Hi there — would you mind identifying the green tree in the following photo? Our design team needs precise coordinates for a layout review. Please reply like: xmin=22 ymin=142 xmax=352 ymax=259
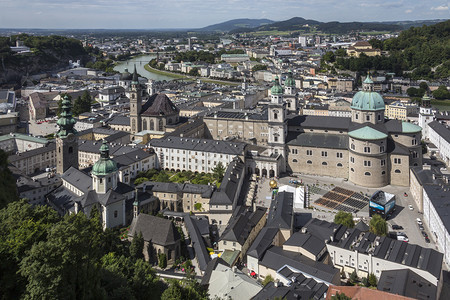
xmin=158 ymin=253 xmax=167 ymax=269
xmin=130 ymin=232 xmax=144 ymax=260
xmin=19 ymin=213 xmax=105 ymax=299
xmin=433 ymin=85 xmax=450 ymax=100
xmin=419 ymin=81 xmax=429 ymax=92
xmin=212 ymin=162 xmax=226 ymax=183
xmin=0 ymin=149 xmax=19 ymax=209
xmin=161 ymin=280 xmax=183 ymax=300
xmin=368 ymin=272 xmax=377 ymax=287
xmin=262 ymin=274 xmax=274 ymax=286
xmin=331 ymin=292 xmax=352 ymax=300
xmin=134 ymin=177 xmax=149 ymax=185
xmin=369 ymin=214 xmax=388 ymax=236
xmin=335 ymin=48 xmax=347 ymax=57
xmin=194 ymin=203 xmax=202 ymax=211
xmin=349 ymin=270 xmax=358 ymax=284
xmin=0 ymin=200 xmax=59 ymax=298
xmin=252 ymin=64 xmax=268 ymax=71
xmin=188 ymin=67 xmax=199 ymax=76
xmin=334 ymin=211 xmax=355 ymax=228
xmin=323 ymin=51 xmax=335 ymax=63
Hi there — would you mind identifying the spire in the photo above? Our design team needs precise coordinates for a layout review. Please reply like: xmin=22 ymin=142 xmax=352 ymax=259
xmin=285 ymin=69 xmax=295 ymax=87
xmin=131 ymin=65 xmax=139 ymax=85
xmin=56 ymin=95 xmax=77 ymax=138
xmin=362 ymin=72 xmax=374 ymax=92
xmin=270 ymin=76 xmax=283 ymax=95
xmin=92 ymin=140 xmax=118 ymax=176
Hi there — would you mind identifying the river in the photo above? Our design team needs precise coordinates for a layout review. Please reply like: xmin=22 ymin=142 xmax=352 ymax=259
xmin=114 ymin=54 xmax=176 ymax=82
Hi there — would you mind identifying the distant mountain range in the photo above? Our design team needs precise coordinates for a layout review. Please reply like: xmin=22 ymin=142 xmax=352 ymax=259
xmin=196 ymin=18 xmax=274 ymax=32
xmin=195 ymin=17 xmax=448 ymax=34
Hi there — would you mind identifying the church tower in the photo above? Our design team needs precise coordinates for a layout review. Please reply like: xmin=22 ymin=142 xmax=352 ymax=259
xmin=268 ymin=77 xmax=287 ymax=171
xmin=130 ymin=66 xmax=142 ymax=134
xmin=91 ymin=140 xmax=119 ymax=194
xmin=419 ymin=95 xmax=433 ymax=139
xmin=56 ymin=95 xmax=78 ymax=175
xmin=284 ymin=69 xmax=298 ymax=113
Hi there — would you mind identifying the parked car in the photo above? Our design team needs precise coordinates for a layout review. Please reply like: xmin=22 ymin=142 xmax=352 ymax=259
xmin=416 ymin=218 xmax=423 ymax=225
xmin=397 ymin=235 xmax=409 ymax=242
xmin=418 ymin=224 xmax=424 ymax=230
xmin=408 ymin=205 xmax=414 ymax=210
xmin=404 ymin=192 xmax=408 ymax=197
xmin=421 ymin=231 xmax=428 ymax=237
xmin=392 ymin=225 xmax=403 ymax=230
xmin=425 ymin=237 xmax=430 ymax=243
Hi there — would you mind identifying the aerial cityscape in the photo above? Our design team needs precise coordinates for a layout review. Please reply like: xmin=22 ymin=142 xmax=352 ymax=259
xmin=0 ymin=1 xmax=449 ymax=299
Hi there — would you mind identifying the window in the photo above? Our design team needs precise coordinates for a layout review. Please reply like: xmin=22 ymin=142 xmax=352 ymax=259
xmin=366 ymin=115 xmax=370 ymax=121
xmin=274 ymin=136 xmax=278 ymax=142
xmin=293 ymin=159 xmax=298 ymax=162
xmin=233 ymin=242 xmax=236 ymax=247
xmin=382 ymin=171 xmax=386 ymax=175
xmin=321 ymin=151 xmax=328 ymax=157
xmin=355 ymin=114 xmax=359 ymax=120
xmin=350 ymin=157 xmax=355 ymax=163
xmin=381 ymin=159 xmax=386 ymax=166
xmin=378 ymin=114 xmax=381 ymax=121
xmin=395 ymin=169 xmax=401 ymax=173
xmin=273 ymin=112 xmax=278 ymax=120
xmin=380 ymin=146 xmax=385 ymax=152
xmin=307 ymin=160 xmax=312 ymax=164
xmin=336 ymin=152 xmax=343 ymax=158
xmin=412 ymin=139 xmax=417 ymax=145
xmin=291 ymin=149 xmax=298 ymax=154
xmin=351 ymin=168 xmax=354 ymax=172
xmin=114 ymin=210 xmax=118 ymax=218
xmin=394 ymin=158 xmax=401 ymax=164
xmin=337 ymin=163 xmax=343 ymax=167
xmin=322 ymin=162 xmax=327 ymax=165
xmin=412 ymin=151 xmax=418 ymax=158
xmin=364 ymin=147 xmax=370 ymax=153
xmin=306 ymin=150 xmax=313 ymax=156
xmin=365 ymin=172 xmax=371 ymax=176
xmin=351 ymin=144 xmax=355 ymax=150
xmin=364 ymin=160 xmax=371 ymax=167
xmin=223 ymin=241 xmax=227 ymax=245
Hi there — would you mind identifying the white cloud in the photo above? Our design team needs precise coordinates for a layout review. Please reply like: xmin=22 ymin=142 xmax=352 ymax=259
xmin=405 ymin=9 xmax=412 ymax=13
xmin=431 ymin=5 xmax=449 ymax=11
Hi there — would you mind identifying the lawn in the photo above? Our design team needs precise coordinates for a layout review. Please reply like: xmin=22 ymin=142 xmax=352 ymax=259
xmin=134 ymin=169 xmax=221 ymax=187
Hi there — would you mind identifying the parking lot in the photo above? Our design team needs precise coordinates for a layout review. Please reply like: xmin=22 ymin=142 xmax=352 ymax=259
xmin=28 ymin=119 xmax=59 ymax=137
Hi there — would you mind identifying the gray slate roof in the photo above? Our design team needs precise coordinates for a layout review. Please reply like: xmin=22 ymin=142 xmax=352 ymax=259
xmin=220 ymin=207 xmax=267 ymax=245
xmin=287 ymin=132 xmax=348 ymax=149
xmin=377 ymin=269 xmax=437 ymax=300
xmin=428 ymin=120 xmax=450 ymax=144
xmin=128 ymin=213 xmax=181 ymax=246
xmin=284 ymin=232 xmax=326 ymax=257
xmin=260 ymin=246 xmax=339 ymax=284
xmin=149 ymin=136 xmax=246 ymax=155
xmin=210 ymin=157 xmax=245 ymax=206
xmin=247 ymin=227 xmax=279 ymax=260
xmin=267 ymin=192 xmax=293 ymax=230
xmin=184 ymin=215 xmax=211 ymax=272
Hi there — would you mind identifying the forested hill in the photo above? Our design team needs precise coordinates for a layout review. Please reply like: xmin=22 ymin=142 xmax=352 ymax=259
xmin=0 ymin=34 xmax=89 ymax=86
xmin=332 ymin=20 xmax=450 ymax=79
xmin=230 ymin=17 xmax=402 ymax=34
xmin=197 ymin=18 xmax=274 ymax=32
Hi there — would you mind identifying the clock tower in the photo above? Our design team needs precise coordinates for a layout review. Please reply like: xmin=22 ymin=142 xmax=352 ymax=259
xmin=56 ymin=95 xmax=78 ymax=174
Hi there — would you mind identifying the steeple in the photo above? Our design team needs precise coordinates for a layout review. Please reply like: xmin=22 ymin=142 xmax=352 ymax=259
xmin=56 ymin=95 xmax=77 ymax=138
xmin=131 ymin=65 xmax=139 ymax=85
xmin=92 ymin=140 xmax=119 ymax=193
xmin=56 ymin=94 xmax=78 ymax=175
xmin=362 ymin=72 xmax=374 ymax=92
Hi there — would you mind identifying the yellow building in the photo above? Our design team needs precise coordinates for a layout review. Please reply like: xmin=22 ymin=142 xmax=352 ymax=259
xmin=347 ymin=41 xmax=381 ymax=58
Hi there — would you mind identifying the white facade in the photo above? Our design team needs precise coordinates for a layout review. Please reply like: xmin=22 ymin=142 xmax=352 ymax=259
xmin=428 ymin=122 xmax=450 ymax=166
xmin=153 ymin=146 xmax=237 ymax=173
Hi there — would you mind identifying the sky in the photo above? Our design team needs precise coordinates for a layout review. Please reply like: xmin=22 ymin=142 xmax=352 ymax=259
xmin=0 ymin=0 xmax=448 ymax=29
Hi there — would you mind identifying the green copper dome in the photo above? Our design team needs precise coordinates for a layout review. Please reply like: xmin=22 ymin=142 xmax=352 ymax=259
xmin=56 ymin=95 xmax=77 ymax=138
xmin=351 ymin=75 xmax=385 ymax=111
xmin=285 ymin=70 xmax=295 ymax=87
xmin=349 ymin=126 xmax=388 ymax=140
xmin=271 ymin=77 xmax=284 ymax=95
xmin=92 ymin=140 xmax=118 ymax=176
xmin=402 ymin=122 xmax=422 ymax=133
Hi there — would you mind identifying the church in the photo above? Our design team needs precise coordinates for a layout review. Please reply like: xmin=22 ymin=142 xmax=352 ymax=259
xmin=47 ymin=95 xmax=158 ymax=229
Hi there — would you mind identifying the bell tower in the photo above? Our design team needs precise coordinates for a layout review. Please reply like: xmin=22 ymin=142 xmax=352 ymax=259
xmin=130 ymin=65 xmax=142 ymax=134
xmin=268 ymin=77 xmax=287 ymax=171
xmin=419 ymin=95 xmax=433 ymax=139
xmin=56 ymin=95 xmax=78 ymax=175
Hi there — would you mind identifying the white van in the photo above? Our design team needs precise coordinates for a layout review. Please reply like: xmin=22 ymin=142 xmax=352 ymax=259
xmin=397 ymin=235 xmax=409 ymax=242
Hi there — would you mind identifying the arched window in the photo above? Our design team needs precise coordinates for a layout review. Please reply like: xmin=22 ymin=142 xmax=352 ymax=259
xmin=365 ymin=172 xmax=371 ymax=176
xmin=307 ymin=160 xmax=312 ymax=164
xmin=293 ymin=159 xmax=298 ymax=162
xmin=274 ymin=112 xmax=278 ymax=120
xmin=337 ymin=163 xmax=343 ymax=167
xmin=150 ymin=119 xmax=154 ymax=131
xmin=143 ymin=119 xmax=147 ymax=130
xmin=351 ymin=168 xmax=354 ymax=172
xmin=159 ymin=119 xmax=163 ymax=131
xmin=395 ymin=169 xmax=401 ymax=173
xmin=322 ymin=162 xmax=327 ymax=166
xmin=382 ymin=171 xmax=386 ymax=175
